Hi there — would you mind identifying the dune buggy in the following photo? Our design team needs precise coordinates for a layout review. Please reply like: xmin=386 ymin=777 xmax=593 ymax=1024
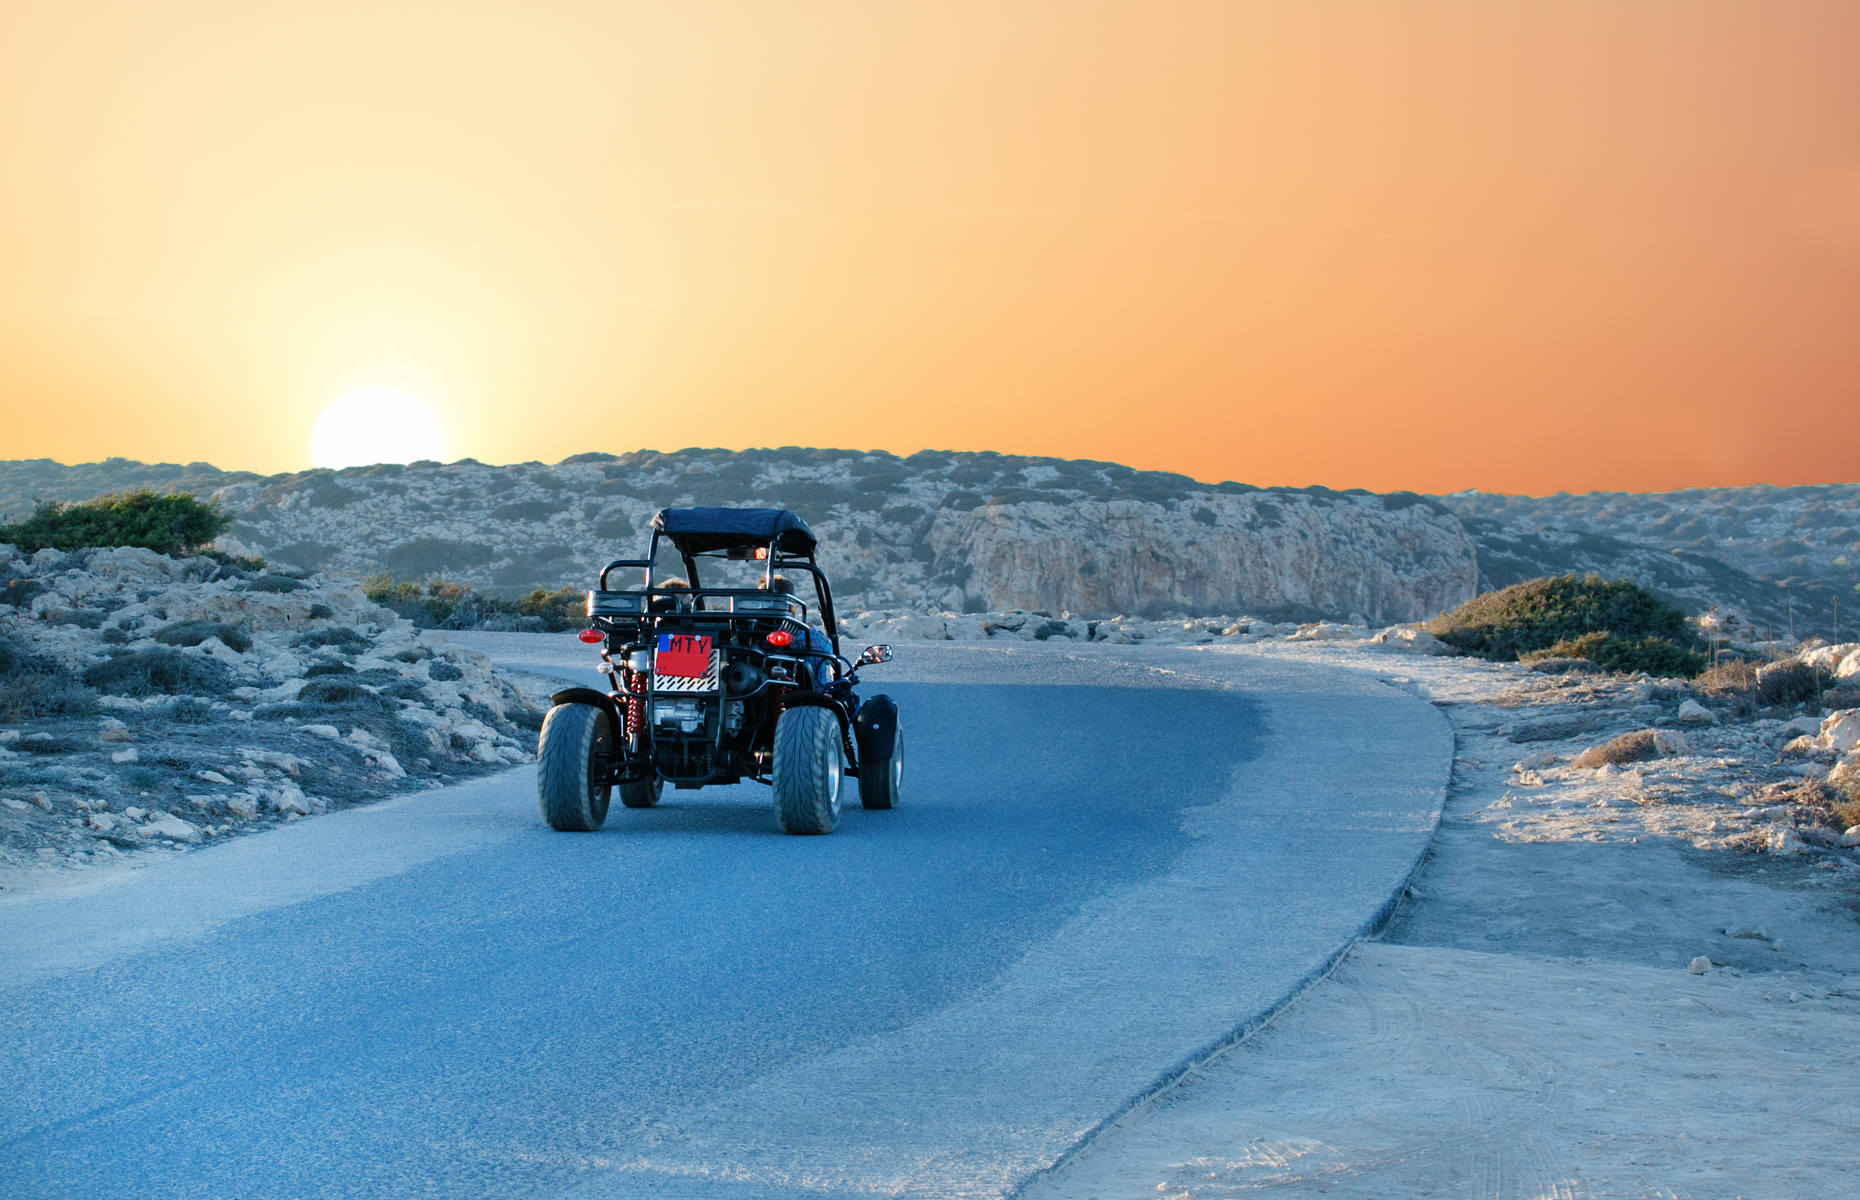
xmin=536 ymin=506 xmax=902 ymax=835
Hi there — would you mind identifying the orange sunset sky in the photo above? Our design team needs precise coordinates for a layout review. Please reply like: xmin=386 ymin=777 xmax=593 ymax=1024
xmin=2 ymin=1 xmax=1857 ymax=495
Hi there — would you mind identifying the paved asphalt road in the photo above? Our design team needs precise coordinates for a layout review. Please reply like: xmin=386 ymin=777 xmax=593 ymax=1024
xmin=0 ymin=640 xmax=1449 ymax=1199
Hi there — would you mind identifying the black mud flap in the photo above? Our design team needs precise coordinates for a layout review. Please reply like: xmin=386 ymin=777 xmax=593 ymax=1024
xmin=853 ymin=693 xmax=897 ymax=768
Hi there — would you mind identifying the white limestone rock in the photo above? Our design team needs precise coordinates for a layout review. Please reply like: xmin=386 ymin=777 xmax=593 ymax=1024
xmin=140 ymin=812 xmax=203 ymax=843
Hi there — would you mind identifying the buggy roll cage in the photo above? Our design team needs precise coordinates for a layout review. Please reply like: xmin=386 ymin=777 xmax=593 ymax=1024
xmin=596 ymin=507 xmax=842 ymax=660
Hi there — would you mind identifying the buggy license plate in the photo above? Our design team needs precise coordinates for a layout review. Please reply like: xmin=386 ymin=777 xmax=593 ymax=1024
xmin=655 ymin=633 xmax=712 ymax=677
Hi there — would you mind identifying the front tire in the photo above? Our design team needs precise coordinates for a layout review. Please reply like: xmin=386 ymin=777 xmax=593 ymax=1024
xmin=859 ymin=724 xmax=904 ymax=810
xmin=537 ymin=703 xmax=612 ymax=831
xmin=772 ymin=706 xmax=843 ymax=834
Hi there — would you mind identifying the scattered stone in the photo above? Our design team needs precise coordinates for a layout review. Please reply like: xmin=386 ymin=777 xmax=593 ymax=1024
xmin=1767 ymin=827 xmax=1807 ymax=857
xmin=299 ymin=724 xmax=341 ymax=739
xmin=1688 ymin=956 xmax=1712 ymax=974
xmin=123 ymin=806 xmax=147 ymax=819
xmin=268 ymin=783 xmax=311 ymax=815
xmin=1677 ymin=700 xmax=1715 ymax=724
xmin=109 ymin=747 xmax=138 ymax=764
xmin=225 ymin=796 xmax=259 ymax=819
xmin=196 ymin=770 xmax=234 ymax=785
xmin=2 ymin=798 xmax=29 ymax=812
xmin=139 ymin=811 xmax=203 ymax=843
xmin=97 ymin=726 xmax=133 ymax=743
xmin=31 ymin=791 xmax=53 ymax=812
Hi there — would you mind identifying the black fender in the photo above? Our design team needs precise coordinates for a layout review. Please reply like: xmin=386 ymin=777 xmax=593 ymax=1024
xmin=853 ymin=693 xmax=897 ymax=769
xmin=549 ymin=687 xmax=625 ymax=742
xmin=779 ymin=692 xmax=859 ymax=769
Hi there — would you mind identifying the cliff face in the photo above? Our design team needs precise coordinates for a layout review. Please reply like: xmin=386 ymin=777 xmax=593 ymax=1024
xmin=2 ymin=449 xmax=1479 ymax=624
xmin=924 ymin=494 xmax=1475 ymax=622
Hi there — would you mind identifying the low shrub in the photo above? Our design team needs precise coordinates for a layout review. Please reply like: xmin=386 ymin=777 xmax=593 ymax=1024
xmin=1698 ymin=659 xmax=1757 ymax=695
xmin=296 ymin=676 xmax=394 ymax=712
xmin=1755 ymin=660 xmax=1822 ymax=707
xmin=362 ymin=575 xmax=583 ymax=631
xmin=0 ymin=635 xmax=97 ymax=720
xmin=120 ymin=765 xmax=165 ymax=790
xmin=154 ymin=620 xmax=253 ymax=654
xmin=0 ymin=489 xmax=229 ymax=555
xmin=169 ymin=697 xmax=217 ymax=723
xmin=47 ymin=608 xmax=107 ymax=629
xmin=1519 ymin=631 xmax=1706 ymax=678
xmin=304 ymin=662 xmax=354 ymax=678
xmin=291 ymin=627 xmax=367 ymax=650
xmin=1426 ymin=574 xmax=1698 ymax=669
xmin=247 ymin=574 xmax=306 ymax=593
xmin=0 ymin=674 xmax=98 ymax=722
xmin=82 ymin=649 xmax=234 ymax=697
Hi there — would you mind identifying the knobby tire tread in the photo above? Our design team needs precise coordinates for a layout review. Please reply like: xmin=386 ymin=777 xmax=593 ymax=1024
xmin=537 ymin=703 xmax=610 ymax=831
xmin=773 ymin=706 xmax=840 ymax=834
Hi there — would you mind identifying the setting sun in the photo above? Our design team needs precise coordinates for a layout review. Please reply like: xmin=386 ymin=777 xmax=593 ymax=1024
xmin=310 ymin=388 xmax=447 ymax=470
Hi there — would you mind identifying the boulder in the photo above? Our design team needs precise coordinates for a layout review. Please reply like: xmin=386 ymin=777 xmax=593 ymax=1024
xmin=1815 ymin=709 xmax=1860 ymax=756
xmin=140 ymin=812 xmax=203 ymax=843
xmin=1573 ymin=729 xmax=1686 ymax=768
xmin=1677 ymin=699 xmax=1715 ymax=724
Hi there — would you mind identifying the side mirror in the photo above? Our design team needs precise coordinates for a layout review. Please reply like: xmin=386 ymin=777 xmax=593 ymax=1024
xmin=857 ymin=644 xmax=893 ymax=666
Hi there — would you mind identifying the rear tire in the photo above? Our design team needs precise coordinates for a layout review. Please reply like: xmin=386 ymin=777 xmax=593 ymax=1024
xmin=619 ymin=776 xmax=664 ymax=808
xmin=772 ymin=706 xmax=843 ymax=834
xmin=537 ymin=703 xmax=612 ymax=831
xmin=859 ymin=724 xmax=904 ymax=810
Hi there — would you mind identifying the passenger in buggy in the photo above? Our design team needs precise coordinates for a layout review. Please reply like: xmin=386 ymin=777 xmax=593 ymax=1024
xmin=649 ymin=577 xmax=689 ymax=613
xmin=761 ymin=574 xmax=835 ymax=687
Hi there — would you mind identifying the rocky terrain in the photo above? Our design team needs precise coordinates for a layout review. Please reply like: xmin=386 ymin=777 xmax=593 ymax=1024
xmin=6 ymin=453 xmax=1472 ymax=625
xmin=5 ymin=452 xmax=1854 ymax=635
xmin=0 ymin=544 xmax=551 ymax=886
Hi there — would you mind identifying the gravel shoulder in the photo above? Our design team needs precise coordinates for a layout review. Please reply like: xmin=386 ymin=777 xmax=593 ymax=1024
xmin=1024 ymin=640 xmax=1860 ymax=1199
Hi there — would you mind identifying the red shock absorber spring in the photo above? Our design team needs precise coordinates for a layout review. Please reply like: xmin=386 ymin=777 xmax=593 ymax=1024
xmin=624 ymin=673 xmax=645 ymax=739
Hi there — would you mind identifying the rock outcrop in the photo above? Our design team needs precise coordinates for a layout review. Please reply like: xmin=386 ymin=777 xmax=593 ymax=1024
xmin=186 ymin=450 xmax=1478 ymax=624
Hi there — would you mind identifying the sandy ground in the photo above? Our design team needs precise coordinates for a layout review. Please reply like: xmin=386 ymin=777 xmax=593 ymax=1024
xmin=1024 ymin=643 xmax=1860 ymax=1199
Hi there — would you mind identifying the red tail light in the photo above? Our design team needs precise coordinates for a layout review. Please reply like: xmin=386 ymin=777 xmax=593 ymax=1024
xmin=578 ymin=628 xmax=604 ymax=644
xmin=765 ymin=629 xmax=793 ymax=647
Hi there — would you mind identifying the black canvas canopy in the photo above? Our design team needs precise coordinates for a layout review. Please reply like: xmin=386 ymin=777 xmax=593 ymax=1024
xmin=651 ymin=507 xmax=817 ymax=556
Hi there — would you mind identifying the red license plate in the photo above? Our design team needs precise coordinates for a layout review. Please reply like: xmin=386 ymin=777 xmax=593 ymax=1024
xmin=655 ymin=633 xmax=711 ymax=677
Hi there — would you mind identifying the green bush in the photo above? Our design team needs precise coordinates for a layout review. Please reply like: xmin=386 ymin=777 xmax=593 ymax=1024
xmin=362 ymin=575 xmax=584 ymax=631
xmin=0 ymin=489 xmax=229 ymax=555
xmin=1426 ymin=574 xmax=1694 ymax=664
xmin=154 ymin=620 xmax=253 ymax=654
xmin=1520 ymin=632 xmax=1706 ymax=678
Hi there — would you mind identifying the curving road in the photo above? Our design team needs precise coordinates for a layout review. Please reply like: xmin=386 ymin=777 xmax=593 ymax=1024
xmin=0 ymin=640 xmax=1449 ymax=1199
